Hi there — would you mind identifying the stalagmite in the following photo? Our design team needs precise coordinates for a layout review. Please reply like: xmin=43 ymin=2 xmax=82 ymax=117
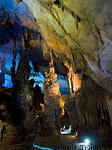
xmin=44 ymin=50 xmax=65 ymax=135
xmin=0 ymin=0 xmax=112 ymax=147
xmin=14 ymin=31 xmax=36 ymax=137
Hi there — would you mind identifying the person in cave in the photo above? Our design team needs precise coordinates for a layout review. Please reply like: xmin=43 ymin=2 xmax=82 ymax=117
xmin=0 ymin=124 xmax=7 ymax=141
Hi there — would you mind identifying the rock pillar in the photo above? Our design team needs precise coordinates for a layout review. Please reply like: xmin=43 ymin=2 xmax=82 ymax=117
xmin=14 ymin=32 xmax=36 ymax=137
xmin=44 ymin=63 xmax=65 ymax=135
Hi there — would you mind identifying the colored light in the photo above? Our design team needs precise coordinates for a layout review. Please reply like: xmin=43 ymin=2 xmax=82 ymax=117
xmin=33 ymin=142 xmax=54 ymax=150
xmin=84 ymin=138 xmax=90 ymax=144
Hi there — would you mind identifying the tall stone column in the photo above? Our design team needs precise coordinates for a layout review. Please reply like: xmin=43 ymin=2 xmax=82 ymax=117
xmin=14 ymin=32 xmax=36 ymax=137
xmin=44 ymin=63 xmax=65 ymax=135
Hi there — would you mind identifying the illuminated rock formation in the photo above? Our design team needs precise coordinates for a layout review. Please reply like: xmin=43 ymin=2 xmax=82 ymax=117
xmin=44 ymin=56 xmax=65 ymax=135
xmin=21 ymin=1 xmax=112 ymax=133
xmin=23 ymin=0 xmax=112 ymax=94
xmin=64 ymin=61 xmax=81 ymax=95
xmin=0 ymin=0 xmax=112 ymax=144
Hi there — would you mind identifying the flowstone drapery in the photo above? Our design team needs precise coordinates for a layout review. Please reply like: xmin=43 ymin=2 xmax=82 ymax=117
xmin=64 ymin=61 xmax=81 ymax=95
xmin=74 ymin=78 xmax=110 ymax=130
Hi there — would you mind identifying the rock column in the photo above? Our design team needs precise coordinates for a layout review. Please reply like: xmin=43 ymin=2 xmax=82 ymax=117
xmin=15 ymin=32 xmax=36 ymax=137
xmin=44 ymin=63 xmax=65 ymax=135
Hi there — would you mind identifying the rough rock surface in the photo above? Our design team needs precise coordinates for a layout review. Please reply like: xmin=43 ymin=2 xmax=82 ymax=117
xmin=22 ymin=0 xmax=112 ymax=93
xmin=0 ymin=0 xmax=112 ymax=143
xmin=44 ymin=61 xmax=65 ymax=135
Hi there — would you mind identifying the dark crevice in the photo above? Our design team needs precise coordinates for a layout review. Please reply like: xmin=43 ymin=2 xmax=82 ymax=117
xmin=54 ymin=0 xmax=61 ymax=7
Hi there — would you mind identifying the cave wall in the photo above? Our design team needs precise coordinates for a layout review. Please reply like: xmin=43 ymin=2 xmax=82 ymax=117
xmin=21 ymin=0 xmax=112 ymax=129
xmin=22 ymin=0 xmax=112 ymax=93
xmin=75 ymin=78 xmax=110 ymax=129
xmin=0 ymin=0 xmax=111 ymax=135
xmin=107 ymin=99 xmax=112 ymax=127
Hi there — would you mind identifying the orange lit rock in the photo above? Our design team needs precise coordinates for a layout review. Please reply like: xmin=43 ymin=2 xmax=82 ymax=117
xmin=44 ymin=63 xmax=65 ymax=134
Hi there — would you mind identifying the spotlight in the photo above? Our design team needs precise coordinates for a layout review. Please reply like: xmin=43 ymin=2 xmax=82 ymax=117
xmin=84 ymin=138 xmax=90 ymax=144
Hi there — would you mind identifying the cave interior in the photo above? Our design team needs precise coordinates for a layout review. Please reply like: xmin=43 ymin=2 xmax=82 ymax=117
xmin=0 ymin=0 xmax=112 ymax=149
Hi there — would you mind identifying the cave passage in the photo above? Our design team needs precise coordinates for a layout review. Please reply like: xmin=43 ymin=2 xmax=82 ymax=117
xmin=0 ymin=0 xmax=112 ymax=149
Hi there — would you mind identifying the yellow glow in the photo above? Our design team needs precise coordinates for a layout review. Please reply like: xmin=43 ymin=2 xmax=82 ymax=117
xmin=40 ymin=103 xmax=45 ymax=112
xmin=58 ymin=97 xmax=65 ymax=116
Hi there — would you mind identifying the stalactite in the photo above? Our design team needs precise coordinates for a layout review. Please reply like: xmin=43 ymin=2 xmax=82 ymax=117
xmin=74 ymin=78 xmax=111 ymax=130
xmin=11 ymin=39 xmax=17 ymax=88
xmin=65 ymin=76 xmax=111 ymax=134
xmin=76 ymin=15 xmax=81 ymax=30
xmin=64 ymin=61 xmax=81 ymax=95
xmin=106 ymin=97 xmax=112 ymax=127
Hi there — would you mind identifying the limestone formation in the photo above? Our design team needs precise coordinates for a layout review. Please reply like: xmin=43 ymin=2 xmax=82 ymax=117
xmin=23 ymin=0 xmax=112 ymax=94
xmin=0 ymin=0 xmax=112 ymax=145
xmin=44 ymin=61 xmax=65 ymax=135
xmin=14 ymin=32 xmax=36 ymax=136
xmin=75 ymin=78 xmax=110 ymax=130
xmin=22 ymin=0 xmax=112 ymax=131
xmin=64 ymin=61 xmax=81 ymax=95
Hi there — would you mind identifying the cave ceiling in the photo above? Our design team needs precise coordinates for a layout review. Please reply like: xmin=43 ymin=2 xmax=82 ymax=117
xmin=0 ymin=0 xmax=112 ymax=93
xmin=23 ymin=0 xmax=112 ymax=93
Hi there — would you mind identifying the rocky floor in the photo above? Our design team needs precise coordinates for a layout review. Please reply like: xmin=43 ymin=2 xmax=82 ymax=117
xmin=0 ymin=136 xmax=32 ymax=150
xmin=0 ymin=124 xmax=112 ymax=150
xmin=0 ymin=123 xmax=32 ymax=150
xmin=0 ymin=134 xmax=76 ymax=150
xmin=1 ymin=134 xmax=112 ymax=150
xmin=34 ymin=135 xmax=77 ymax=149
